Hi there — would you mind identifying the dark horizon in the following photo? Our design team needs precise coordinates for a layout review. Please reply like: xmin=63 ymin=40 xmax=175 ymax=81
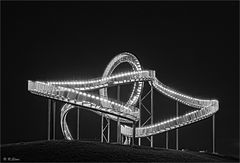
xmin=1 ymin=1 xmax=239 ymax=158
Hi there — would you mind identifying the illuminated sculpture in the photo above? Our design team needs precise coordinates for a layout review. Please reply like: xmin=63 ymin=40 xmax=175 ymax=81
xmin=28 ymin=52 xmax=219 ymax=148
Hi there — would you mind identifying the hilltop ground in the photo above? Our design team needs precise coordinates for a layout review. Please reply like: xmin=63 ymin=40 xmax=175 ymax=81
xmin=1 ymin=140 xmax=239 ymax=162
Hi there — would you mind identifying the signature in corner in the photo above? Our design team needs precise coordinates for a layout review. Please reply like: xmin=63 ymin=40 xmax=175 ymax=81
xmin=2 ymin=157 xmax=20 ymax=162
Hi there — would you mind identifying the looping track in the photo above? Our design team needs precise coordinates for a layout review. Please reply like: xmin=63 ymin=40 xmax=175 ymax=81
xmin=28 ymin=52 xmax=219 ymax=140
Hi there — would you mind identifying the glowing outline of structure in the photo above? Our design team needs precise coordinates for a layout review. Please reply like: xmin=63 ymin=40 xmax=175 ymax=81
xmin=28 ymin=52 xmax=219 ymax=145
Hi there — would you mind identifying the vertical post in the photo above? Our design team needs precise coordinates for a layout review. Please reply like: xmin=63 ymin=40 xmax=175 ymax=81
xmin=132 ymin=121 xmax=136 ymax=146
xmin=52 ymin=100 xmax=56 ymax=140
xmin=107 ymin=118 xmax=110 ymax=143
xmin=213 ymin=114 xmax=215 ymax=153
xmin=101 ymin=115 xmax=104 ymax=142
xmin=117 ymin=119 xmax=121 ymax=143
xmin=138 ymin=94 xmax=141 ymax=146
xmin=166 ymin=131 xmax=168 ymax=149
xmin=117 ymin=85 xmax=121 ymax=143
xmin=176 ymin=101 xmax=179 ymax=150
xmin=77 ymin=108 xmax=80 ymax=140
xmin=48 ymin=99 xmax=51 ymax=141
xmin=150 ymin=82 xmax=153 ymax=147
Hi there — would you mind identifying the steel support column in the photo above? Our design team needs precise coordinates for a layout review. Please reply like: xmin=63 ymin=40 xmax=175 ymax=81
xmin=107 ymin=118 xmax=110 ymax=143
xmin=139 ymin=81 xmax=153 ymax=147
xmin=77 ymin=108 xmax=80 ymax=140
xmin=101 ymin=114 xmax=110 ymax=143
xmin=176 ymin=101 xmax=179 ymax=150
xmin=117 ymin=85 xmax=121 ymax=144
xmin=117 ymin=119 xmax=121 ymax=143
xmin=138 ymin=95 xmax=141 ymax=146
xmin=52 ymin=100 xmax=56 ymax=140
xmin=166 ymin=131 xmax=169 ymax=149
xmin=213 ymin=114 xmax=215 ymax=153
xmin=150 ymin=82 xmax=153 ymax=148
xmin=48 ymin=99 xmax=51 ymax=140
xmin=101 ymin=115 xmax=104 ymax=143
xmin=132 ymin=121 xmax=136 ymax=146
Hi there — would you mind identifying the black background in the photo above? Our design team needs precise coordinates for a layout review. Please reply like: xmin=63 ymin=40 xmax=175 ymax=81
xmin=1 ymin=1 xmax=239 ymax=158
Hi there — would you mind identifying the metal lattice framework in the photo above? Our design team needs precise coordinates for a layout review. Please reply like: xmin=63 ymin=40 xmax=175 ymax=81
xmin=28 ymin=52 xmax=219 ymax=150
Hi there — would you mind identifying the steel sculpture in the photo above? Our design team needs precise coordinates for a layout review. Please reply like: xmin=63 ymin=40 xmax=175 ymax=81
xmin=28 ymin=52 xmax=219 ymax=151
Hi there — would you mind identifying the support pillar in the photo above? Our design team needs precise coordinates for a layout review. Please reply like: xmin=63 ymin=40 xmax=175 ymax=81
xmin=139 ymin=81 xmax=153 ymax=147
xmin=150 ymin=82 xmax=153 ymax=148
xmin=101 ymin=114 xmax=110 ymax=143
xmin=101 ymin=115 xmax=104 ymax=143
xmin=166 ymin=131 xmax=169 ymax=149
xmin=107 ymin=118 xmax=110 ymax=143
xmin=77 ymin=108 xmax=80 ymax=140
xmin=212 ymin=114 xmax=215 ymax=153
xmin=176 ymin=101 xmax=179 ymax=150
xmin=48 ymin=99 xmax=51 ymax=140
xmin=138 ymin=95 xmax=141 ymax=146
xmin=52 ymin=100 xmax=56 ymax=140
xmin=132 ymin=122 xmax=136 ymax=146
xmin=117 ymin=119 xmax=121 ymax=143
xmin=117 ymin=85 xmax=121 ymax=143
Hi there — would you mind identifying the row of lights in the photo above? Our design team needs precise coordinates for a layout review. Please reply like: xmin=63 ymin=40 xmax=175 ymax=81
xmin=154 ymin=78 xmax=211 ymax=107
xmin=153 ymin=78 xmax=212 ymax=108
xmin=47 ymin=70 xmax=150 ymax=86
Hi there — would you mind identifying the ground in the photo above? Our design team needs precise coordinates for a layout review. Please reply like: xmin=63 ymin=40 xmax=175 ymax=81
xmin=1 ymin=140 xmax=239 ymax=162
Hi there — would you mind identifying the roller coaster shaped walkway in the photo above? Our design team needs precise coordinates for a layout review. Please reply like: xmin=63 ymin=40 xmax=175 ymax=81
xmin=28 ymin=52 xmax=219 ymax=145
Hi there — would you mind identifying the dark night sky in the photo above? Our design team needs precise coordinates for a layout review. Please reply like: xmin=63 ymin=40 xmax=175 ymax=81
xmin=1 ymin=1 xmax=239 ymax=158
